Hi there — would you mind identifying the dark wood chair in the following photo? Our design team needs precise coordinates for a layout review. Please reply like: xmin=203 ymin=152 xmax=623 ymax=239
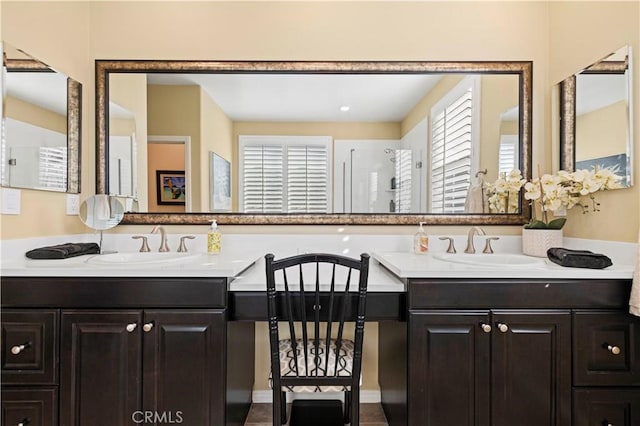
xmin=265 ymin=252 xmax=370 ymax=425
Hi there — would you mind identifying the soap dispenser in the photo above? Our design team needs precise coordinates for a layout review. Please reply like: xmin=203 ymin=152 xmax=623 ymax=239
xmin=207 ymin=220 xmax=221 ymax=254
xmin=414 ymin=222 xmax=429 ymax=254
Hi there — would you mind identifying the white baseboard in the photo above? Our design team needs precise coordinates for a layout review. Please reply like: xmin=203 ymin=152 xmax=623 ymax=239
xmin=252 ymin=390 xmax=381 ymax=404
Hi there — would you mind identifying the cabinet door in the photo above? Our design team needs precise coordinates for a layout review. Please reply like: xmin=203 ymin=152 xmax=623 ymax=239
xmin=1 ymin=309 xmax=58 ymax=385
xmin=491 ymin=310 xmax=571 ymax=426
xmin=574 ymin=310 xmax=640 ymax=386
xmin=60 ymin=311 xmax=142 ymax=426
xmin=1 ymin=388 xmax=57 ymax=426
xmin=409 ymin=311 xmax=491 ymax=426
xmin=573 ymin=388 xmax=640 ymax=426
xmin=142 ymin=310 xmax=226 ymax=426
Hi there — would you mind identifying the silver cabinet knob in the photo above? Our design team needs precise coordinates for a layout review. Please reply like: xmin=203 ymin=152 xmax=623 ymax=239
xmin=497 ymin=323 xmax=509 ymax=333
xmin=607 ymin=345 xmax=621 ymax=355
xmin=143 ymin=322 xmax=154 ymax=332
xmin=481 ymin=323 xmax=492 ymax=333
xmin=126 ymin=323 xmax=137 ymax=332
xmin=11 ymin=344 xmax=27 ymax=355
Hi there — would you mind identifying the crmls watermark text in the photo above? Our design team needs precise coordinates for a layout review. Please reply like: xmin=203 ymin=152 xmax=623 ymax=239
xmin=132 ymin=411 xmax=184 ymax=424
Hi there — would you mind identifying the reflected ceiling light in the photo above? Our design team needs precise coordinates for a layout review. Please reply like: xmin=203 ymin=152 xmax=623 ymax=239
xmin=339 ymin=105 xmax=350 ymax=112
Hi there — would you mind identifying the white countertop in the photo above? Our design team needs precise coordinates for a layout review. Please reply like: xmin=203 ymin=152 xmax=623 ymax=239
xmin=0 ymin=252 xmax=261 ymax=278
xmin=371 ymin=251 xmax=635 ymax=280
xmin=229 ymin=256 xmax=406 ymax=292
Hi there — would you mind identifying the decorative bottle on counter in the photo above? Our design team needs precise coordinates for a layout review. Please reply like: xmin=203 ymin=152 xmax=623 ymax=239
xmin=413 ymin=221 xmax=429 ymax=254
xmin=207 ymin=220 xmax=221 ymax=254
xmin=389 ymin=199 xmax=396 ymax=213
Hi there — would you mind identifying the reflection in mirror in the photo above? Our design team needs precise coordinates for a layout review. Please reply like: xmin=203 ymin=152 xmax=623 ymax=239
xmin=560 ymin=45 xmax=633 ymax=188
xmin=1 ymin=42 xmax=82 ymax=193
xmin=97 ymin=61 xmax=532 ymax=225
xmin=79 ymin=194 xmax=125 ymax=230
xmin=79 ymin=195 xmax=124 ymax=254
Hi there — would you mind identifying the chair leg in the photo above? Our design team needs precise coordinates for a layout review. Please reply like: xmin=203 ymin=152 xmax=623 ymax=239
xmin=281 ymin=391 xmax=288 ymax=425
xmin=349 ymin=388 xmax=360 ymax=426
xmin=344 ymin=390 xmax=351 ymax=424
xmin=273 ymin=388 xmax=282 ymax=426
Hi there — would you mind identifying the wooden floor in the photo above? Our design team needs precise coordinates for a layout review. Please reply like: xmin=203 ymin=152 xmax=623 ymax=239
xmin=244 ymin=402 xmax=389 ymax=425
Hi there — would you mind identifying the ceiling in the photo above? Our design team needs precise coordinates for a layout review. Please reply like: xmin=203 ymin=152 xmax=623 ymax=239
xmin=6 ymin=72 xmax=68 ymax=115
xmin=146 ymin=73 xmax=442 ymax=122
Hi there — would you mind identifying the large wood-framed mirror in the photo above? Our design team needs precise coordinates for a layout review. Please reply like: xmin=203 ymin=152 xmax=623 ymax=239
xmin=2 ymin=42 xmax=82 ymax=194
xmin=560 ymin=45 xmax=633 ymax=188
xmin=96 ymin=60 xmax=531 ymax=225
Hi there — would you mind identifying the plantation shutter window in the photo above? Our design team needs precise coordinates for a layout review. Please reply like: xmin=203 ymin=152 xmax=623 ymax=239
xmin=39 ymin=146 xmax=68 ymax=191
xmin=498 ymin=135 xmax=519 ymax=176
xmin=429 ymin=76 xmax=480 ymax=214
xmin=239 ymin=136 xmax=331 ymax=213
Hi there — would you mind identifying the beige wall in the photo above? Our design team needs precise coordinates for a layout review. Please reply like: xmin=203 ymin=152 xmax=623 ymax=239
xmin=549 ymin=1 xmax=639 ymax=242
xmin=109 ymin=74 xmax=148 ymax=209
xmin=1 ymin=1 xmax=90 ymax=239
xmin=147 ymin=85 xmax=202 ymax=210
xmin=5 ymin=96 xmax=67 ymax=134
xmin=576 ymin=101 xmax=628 ymax=161
xmin=200 ymin=90 xmax=233 ymax=212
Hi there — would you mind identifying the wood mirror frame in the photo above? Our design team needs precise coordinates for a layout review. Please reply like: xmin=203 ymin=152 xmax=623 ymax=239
xmin=96 ymin=60 xmax=532 ymax=225
xmin=5 ymin=54 xmax=82 ymax=194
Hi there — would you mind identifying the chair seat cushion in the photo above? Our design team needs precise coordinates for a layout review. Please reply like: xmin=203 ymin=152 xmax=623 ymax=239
xmin=274 ymin=338 xmax=355 ymax=392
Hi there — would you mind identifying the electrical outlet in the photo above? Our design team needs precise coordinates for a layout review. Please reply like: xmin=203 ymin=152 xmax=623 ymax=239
xmin=66 ymin=194 xmax=80 ymax=215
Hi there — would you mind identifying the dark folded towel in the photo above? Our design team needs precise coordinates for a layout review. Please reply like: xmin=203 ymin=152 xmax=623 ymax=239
xmin=25 ymin=243 xmax=100 ymax=260
xmin=547 ymin=247 xmax=612 ymax=269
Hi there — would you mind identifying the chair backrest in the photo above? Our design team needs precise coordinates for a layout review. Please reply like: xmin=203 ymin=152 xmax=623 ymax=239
xmin=265 ymin=252 xmax=370 ymax=390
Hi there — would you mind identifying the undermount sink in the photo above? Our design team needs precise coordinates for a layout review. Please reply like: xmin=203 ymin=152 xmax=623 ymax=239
xmin=432 ymin=253 xmax=545 ymax=267
xmin=85 ymin=252 xmax=201 ymax=266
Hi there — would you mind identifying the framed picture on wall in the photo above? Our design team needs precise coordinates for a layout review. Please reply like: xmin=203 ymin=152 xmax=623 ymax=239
xmin=210 ymin=152 xmax=231 ymax=211
xmin=156 ymin=170 xmax=186 ymax=205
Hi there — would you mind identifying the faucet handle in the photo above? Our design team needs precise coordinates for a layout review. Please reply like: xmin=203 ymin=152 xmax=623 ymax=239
xmin=439 ymin=237 xmax=457 ymax=254
xmin=177 ymin=235 xmax=196 ymax=253
xmin=483 ymin=237 xmax=500 ymax=254
xmin=132 ymin=236 xmax=150 ymax=252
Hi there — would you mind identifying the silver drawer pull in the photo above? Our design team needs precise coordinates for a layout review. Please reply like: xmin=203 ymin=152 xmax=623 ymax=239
xmin=480 ymin=323 xmax=492 ymax=333
xmin=497 ymin=323 xmax=509 ymax=333
xmin=607 ymin=345 xmax=621 ymax=355
xmin=126 ymin=323 xmax=137 ymax=333
xmin=143 ymin=322 xmax=154 ymax=332
xmin=10 ymin=343 xmax=30 ymax=355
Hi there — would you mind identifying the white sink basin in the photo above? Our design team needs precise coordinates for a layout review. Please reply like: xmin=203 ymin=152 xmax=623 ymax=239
xmin=86 ymin=252 xmax=201 ymax=266
xmin=432 ymin=253 xmax=545 ymax=268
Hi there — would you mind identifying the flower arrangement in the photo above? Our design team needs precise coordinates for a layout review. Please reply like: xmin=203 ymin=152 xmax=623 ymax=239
xmin=485 ymin=167 xmax=623 ymax=229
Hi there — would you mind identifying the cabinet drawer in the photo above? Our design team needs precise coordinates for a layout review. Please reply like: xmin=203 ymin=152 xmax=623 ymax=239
xmin=1 ymin=310 xmax=58 ymax=385
xmin=573 ymin=388 xmax=640 ymax=426
xmin=574 ymin=311 xmax=640 ymax=386
xmin=1 ymin=387 xmax=58 ymax=426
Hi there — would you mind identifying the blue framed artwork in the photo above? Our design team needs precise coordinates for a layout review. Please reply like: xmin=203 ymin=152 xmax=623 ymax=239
xmin=156 ymin=170 xmax=186 ymax=205
xmin=576 ymin=153 xmax=629 ymax=187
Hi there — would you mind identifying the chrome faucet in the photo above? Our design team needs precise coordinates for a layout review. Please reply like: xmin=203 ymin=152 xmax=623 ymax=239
xmin=151 ymin=225 xmax=170 ymax=252
xmin=464 ymin=226 xmax=486 ymax=254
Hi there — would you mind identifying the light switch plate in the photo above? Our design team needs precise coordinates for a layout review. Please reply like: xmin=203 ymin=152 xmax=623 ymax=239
xmin=66 ymin=194 xmax=80 ymax=215
xmin=1 ymin=188 xmax=21 ymax=214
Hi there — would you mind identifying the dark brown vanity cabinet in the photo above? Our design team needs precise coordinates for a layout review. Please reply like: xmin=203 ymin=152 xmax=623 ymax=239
xmin=1 ymin=276 xmax=255 ymax=426
xmin=379 ymin=278 xmax=637 ymax=426
xmin=408 ymin=310 xmax=571 ymax=426
xmin=59 ymin=310 xmax=226 ymax=426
